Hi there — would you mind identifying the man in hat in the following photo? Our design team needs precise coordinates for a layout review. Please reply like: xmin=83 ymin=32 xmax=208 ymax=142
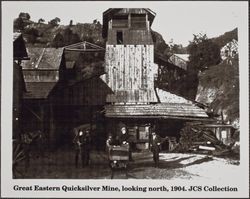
xmin=73 ymin=129 xmax=91 ymax=168
xmin=83 ymin=129 xmax=91 ymax=166
xmin=150 ymin=132 xmax=162 ymax=168
xmin=120 ymin=126 xmax=133 ymax=161
xmin=73 ymin=130 xmax=84 ymax=168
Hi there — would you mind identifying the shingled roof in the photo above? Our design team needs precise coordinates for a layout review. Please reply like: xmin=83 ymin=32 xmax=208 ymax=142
xmin=22 ymin=47 xmax=63 ymax=69
xmin=105 ymin=103 xmax=208 ymax=120
xmin=22 ymin=47 xmax=63 ymax=99
xmin=105 ymin=88 xmax=209 ymax=120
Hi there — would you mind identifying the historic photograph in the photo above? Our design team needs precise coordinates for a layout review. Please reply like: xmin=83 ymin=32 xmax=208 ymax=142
xmin=12 ymin=4 xmax=241 ymax=181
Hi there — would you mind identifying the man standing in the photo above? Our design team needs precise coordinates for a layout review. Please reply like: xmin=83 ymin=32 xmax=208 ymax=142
xmin=73 ymin=130 xmax=91 ymax=168
xmin=120 ymin=127 xmax=133 ymax=161
xmin=83 ymin=130 xmax=91 ymax=166
xmin=150 ymin=132 xmax=162 ymax=168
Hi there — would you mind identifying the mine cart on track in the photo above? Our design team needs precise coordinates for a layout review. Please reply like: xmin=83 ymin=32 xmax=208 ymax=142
xmin=108 ymin=143 xmax=129 ymax=179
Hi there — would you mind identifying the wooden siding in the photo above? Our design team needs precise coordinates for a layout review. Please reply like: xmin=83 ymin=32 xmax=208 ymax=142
xmin=102 ymin=44 xmax=157 ymax=103
xmin=23 ymin=70 xmax=59 ymax=82
xmin=23 ymin=82 xmax=57 ymax=99
xmin=56 ymin=77 xmax=113 ymax=106
xmin=107 ymin=29 xmax=153 ymax=45
xmin=102 ymin=8 xmax=155 ymax=38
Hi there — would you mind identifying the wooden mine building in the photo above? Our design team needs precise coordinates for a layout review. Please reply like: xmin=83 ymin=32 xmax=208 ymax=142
xmin=20 ymin=42 xmax=111 ymax=148
xmin=14 ymin=8 xmax=210 ymax=151
xmin=101 ymin=8 xmax=209 ymax=150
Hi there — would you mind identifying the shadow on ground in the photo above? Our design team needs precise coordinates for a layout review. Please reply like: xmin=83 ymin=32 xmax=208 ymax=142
xmin=14 ymin=148 xmax=226 ymax=179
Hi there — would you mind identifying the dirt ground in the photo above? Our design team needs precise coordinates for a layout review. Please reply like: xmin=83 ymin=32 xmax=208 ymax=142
xmin=15 ymin=148 xmax=240 ymax=180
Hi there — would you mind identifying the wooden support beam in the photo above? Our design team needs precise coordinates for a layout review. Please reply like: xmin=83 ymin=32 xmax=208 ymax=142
xmin=64 ymin=48 xmax=104 ymax=52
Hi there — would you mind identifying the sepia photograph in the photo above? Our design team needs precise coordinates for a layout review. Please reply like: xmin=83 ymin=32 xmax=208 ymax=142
xmin=1 ymin=1 xmax=249 ymax=198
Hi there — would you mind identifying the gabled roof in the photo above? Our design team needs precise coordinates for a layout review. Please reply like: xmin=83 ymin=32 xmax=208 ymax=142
xmin=64 ymin=41 xmax=105 ymax=69
xmin=63 ymin=41 xmax=105 ymax=80
xmin=64 ymin=41 xmax=105 ymax=52
xmin=22 ymin=47 xmax=63 ymax=70
xmin=102 ymin=8 xmax=156 ymax=38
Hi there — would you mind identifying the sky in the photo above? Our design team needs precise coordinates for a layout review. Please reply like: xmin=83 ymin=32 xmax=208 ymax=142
xmin=5 ymin=1 xmax=246 ymax=46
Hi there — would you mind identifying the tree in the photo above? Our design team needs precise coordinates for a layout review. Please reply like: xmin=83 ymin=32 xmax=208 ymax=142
xmin=48 ymin=17 xmax=61 ymax=26
xmin=51 ymin=28 xmax=81 ymax=47
xmin=187 ymin=33 xmax=221 ymax=71
xmin=24 ymin=28 xmax=39 ymax=44
xmin=38 ymin=18 xmax=45 ymax=24
xmin=51 ymin=33 xmax=64 ymax=48
xmin=18 ymin=12 xmax=30 ymax=21
xmin=182 ymin=33 xmax=221 ymax=99
xmin=170 ymin=43 xmax=186 ymax=54
xmin=14 ymin=17 xmax=24 ymax=31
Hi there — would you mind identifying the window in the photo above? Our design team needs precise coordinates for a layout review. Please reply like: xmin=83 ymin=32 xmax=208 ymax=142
xmin=112 ymin=15 xmax=128 ymax=28
xmin=131 ymin=14 xmax=146 ymax=29
xmin=116 ymin=31 xmax=123 ymax=44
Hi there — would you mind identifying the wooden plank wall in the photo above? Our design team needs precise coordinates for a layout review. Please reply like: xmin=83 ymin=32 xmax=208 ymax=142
xmin=102 ymin=44 xmax=157 ymax=103
xmin=23 ymin=70 xmax=59 ymax=82
xmin=107 ymin=30 xmax=153 ymax=45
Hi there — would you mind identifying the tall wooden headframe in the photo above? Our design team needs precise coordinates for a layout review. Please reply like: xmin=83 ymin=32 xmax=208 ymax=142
xmin=102 ymin=8 xmax=158 ymax=104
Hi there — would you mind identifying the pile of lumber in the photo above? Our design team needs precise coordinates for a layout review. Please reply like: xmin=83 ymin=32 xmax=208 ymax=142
xmin=174 ymin=125 xmax=231 ymax=156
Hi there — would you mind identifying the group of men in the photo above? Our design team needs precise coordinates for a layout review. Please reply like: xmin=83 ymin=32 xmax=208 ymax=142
xmin=106 ymin=127 xmax=133 ymax=161
xmin=106 ymin=127 xmax=163 ymax=167
xmin=73 ymin=126 xmax=163 ymax=168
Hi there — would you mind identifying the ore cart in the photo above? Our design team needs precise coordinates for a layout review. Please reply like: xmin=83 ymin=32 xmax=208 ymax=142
xmin=108 ymin=143 xmax=129 ymax=179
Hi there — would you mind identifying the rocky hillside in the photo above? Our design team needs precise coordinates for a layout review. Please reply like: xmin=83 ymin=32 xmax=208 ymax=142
xmin=14 ymin=18 xmax=170 ymax=57
xmin=195 ymin=28 xmax=239 ymax=127
xmin=211 ymin=28 xmax=238 ymax=48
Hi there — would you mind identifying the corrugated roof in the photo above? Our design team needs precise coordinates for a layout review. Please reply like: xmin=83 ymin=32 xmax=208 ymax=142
xmin=174 ymin=54 xmax=189 ymax=62
xmin=23 ymin=82 xmax=57 ymax=99
xmin=22 ymin=47 xmax=63 ymax=69
xmin=105 ymin=103 xmax=208 ymax=119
